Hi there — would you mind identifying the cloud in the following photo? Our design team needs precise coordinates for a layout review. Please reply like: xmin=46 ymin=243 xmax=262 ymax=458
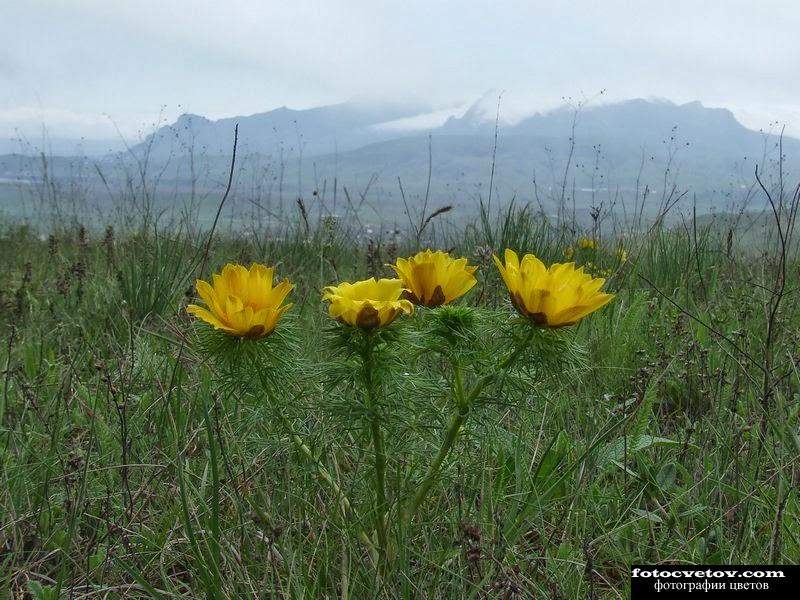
xmin=372 ymin=104 xmax=472 ymax=132
xmin=1 ymin=0 xmax=799 ymax=140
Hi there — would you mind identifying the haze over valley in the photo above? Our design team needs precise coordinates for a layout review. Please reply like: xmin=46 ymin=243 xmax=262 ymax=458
xmin=1 ymin=95 xmax=795 ymax=227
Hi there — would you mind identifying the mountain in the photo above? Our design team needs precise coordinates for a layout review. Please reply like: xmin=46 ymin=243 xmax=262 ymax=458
xmin=128 ymin=98 xmax=793 ymax=192
xmin=271 ymin=98 xmax=797 ymax=211
xmin=133 ymin=100 xmax=428 ymax=159
xmin=2 ymin=97 xmax=797 ymax=223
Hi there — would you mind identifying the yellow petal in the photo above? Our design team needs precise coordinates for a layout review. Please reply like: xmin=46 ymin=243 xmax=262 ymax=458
xmin=187 ymin=305 xmax=238 ymax=334
xmin=495 ymin=251 xmax=614 ymax=327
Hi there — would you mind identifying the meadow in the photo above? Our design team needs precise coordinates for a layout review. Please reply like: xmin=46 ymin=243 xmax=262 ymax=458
xmin=0 ymin=164 xmax=798 ymax=598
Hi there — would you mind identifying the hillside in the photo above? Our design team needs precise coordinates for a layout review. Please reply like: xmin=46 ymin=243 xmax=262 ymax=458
xmin=1 ymin=98 xmax=797 ymax=222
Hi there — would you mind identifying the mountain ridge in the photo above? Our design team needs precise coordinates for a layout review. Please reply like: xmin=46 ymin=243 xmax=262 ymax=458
xmin=2 ymin=97 xmax=797 ymax=219
xmin=128 ymin=96 xmax=792 ymax=162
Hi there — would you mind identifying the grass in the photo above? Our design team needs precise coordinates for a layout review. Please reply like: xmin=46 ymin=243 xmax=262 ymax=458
xmin=0 ymin=198 xmax=797 ymax=598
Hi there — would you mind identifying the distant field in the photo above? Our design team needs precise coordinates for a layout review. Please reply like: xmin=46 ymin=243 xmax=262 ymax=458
xmin=0 ymin=175 xmax=775 ymax=242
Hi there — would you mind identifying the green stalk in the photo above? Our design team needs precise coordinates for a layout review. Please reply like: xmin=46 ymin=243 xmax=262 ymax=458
xmin=370 ymin=414 xmax=388 ymax=557
xmin=407 ymin=408 xmax=466 ymax=521
xmin=406 ymin=360 xmax=470 ymax=523
xmin=406 ymin=330 xmax=534 ymax=523
xmin=363 ymin=334 xmax=389 ymax=562
xmin=202 ymin=394 xmax=223 ymax=581
xmin=279 ymin=413 xmax=349 ymax=513
xmin=255 ymin=368 xmax=376 ymax=558
xmin=277 ymin=411 xmax=376 ymax=557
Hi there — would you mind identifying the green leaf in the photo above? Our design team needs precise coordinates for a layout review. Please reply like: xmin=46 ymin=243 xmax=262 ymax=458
xmin=28 ymin=581 xmax=58 ymax=600
xmin=656 ymin=462 xmax=678 ymax=489
xmin=89 ymin=546 xmax=107 ymax=572
xmin=595 ymin=365 xmax=682 ymax=469
xmin=631 ymin=508 xmax=664 ymax=523
xmin=532 ymin=431 xmax=572 ymax=498
xmin=598 ymin=435 xmax=682 ymax=467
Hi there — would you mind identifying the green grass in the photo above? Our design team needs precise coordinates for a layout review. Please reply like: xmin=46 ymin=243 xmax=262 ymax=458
xmin=0 ymin=207 xmax=797 ymax=598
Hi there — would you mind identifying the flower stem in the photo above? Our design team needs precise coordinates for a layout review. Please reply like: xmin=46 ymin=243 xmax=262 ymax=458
xmin=276 ymin=411 xmax=377 ymax=557
xmin=370 ymin=413 xmax=388 ymax=557
xmin=407 ymin=406 xmax=466 ymax=522
xmin=406 ymin=329 xmax=534 ymax=523
xmin=363 ymin=334 xmax=389 ymax=562
xmin=253 ymin=354 xmax=377 ymax=560
xmin=280 ymin=414 xmax=348 ymax=512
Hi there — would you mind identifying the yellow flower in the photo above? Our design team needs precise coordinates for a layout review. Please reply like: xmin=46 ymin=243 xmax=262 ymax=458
xmin=616 ymin=247 xmax=628 ymax=263
xmin=322 ymin=278 xmax=413 ymax=330
xmin=493 ymin=249 xmax=614 ymax=327
xmin=563 ymin=246 xmax=575 ymax=260
xmin=187 ymin=263 xmax=294 ymax=337
xmin=390 ymin=249 xmax=478 ymax=307
xmin=578 ymin=237 xmax=597 ymax=250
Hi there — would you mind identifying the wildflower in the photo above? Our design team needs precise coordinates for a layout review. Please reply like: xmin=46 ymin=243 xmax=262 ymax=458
xmin=187 ymin=263 xmax=294 ymax=337
xmin=616 ymin=247 xmax=628 ymax=263
xmin=493 ymin=249 xmax=614 ymax=327
xmin=390 ymin=249 xmax=478 ymax=307
xmin=563 ymin=245 xmax=575 ymax=260
xmin=322 ymin=278 xmax=413 ymax=330
xmin=578 ymin=237 xmax=597 ymax=250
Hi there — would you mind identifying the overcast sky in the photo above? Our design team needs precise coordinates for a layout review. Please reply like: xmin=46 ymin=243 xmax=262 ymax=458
xmin=2 ymin=0 xmax=799 ymax=149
